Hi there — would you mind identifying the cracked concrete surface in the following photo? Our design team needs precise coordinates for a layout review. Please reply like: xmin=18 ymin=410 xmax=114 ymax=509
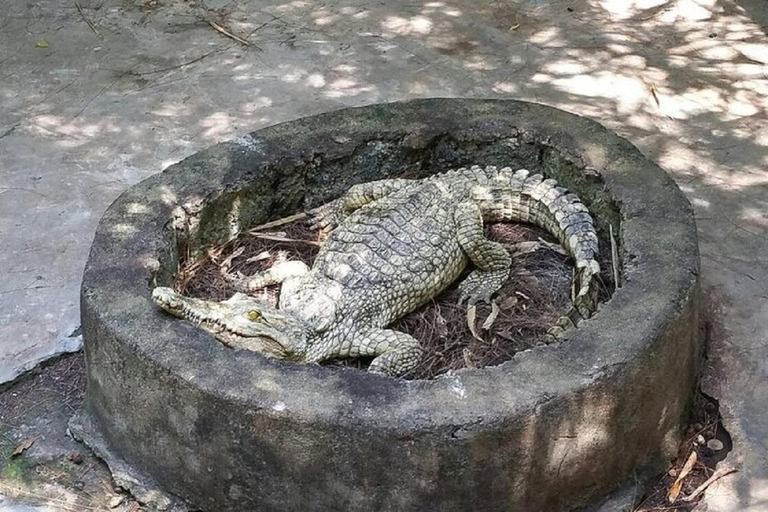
xmin=0 ymin=0 xmax=765 ymax=509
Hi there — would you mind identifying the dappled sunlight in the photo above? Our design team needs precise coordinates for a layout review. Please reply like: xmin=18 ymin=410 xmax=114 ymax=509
xmin=492 ymin=81 xmax=519 ymax=94
xmin=1 ymin=0 xmax=767 ymax=507
xmin=544 ymin=405 xmax=613 ymax=480
xmin=381 ymin=15 xmax=435 ymax=37
xmin=667 ymin=0 xmax=718 ymax=21
xmin=124 ymin=202 xmax=151 ymax=215
xmin=598 ymin=0 xmax=669 ymax=15
xmin=158 ymin=186 xmax=178 ymax=206
xmin=305 ymin=73 xmax=326 ymax=88
xmin=152 ymin=102 xmax=190 ymax=118
xmin=109 ymin=222 xmax=139 ymax=240
xmin=734 ymin=42 xmax=768 ymax=63
xmin=28 ymin=114 xmax=123 ymax=147
xmin=311 ymin=7 xmax=340 ymax=27
xmin=2 ymin=0 xmax=764 ymax=212
xmin=199 ymin=112 xmax=236 ymax=139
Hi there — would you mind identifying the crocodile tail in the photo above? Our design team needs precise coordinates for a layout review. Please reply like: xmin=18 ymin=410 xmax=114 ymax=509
xmin=470 ymin=168 xmax=601 ymax=337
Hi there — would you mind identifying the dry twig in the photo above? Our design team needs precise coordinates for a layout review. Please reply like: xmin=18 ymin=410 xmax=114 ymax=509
xmin=74 ymin=2 xmax=102 ymax=38
xmin=610 ymin=224 xmax=620 ymax=289
xmin=207 ymin=19 xmax=252 ymax=46
xmin=683 ymin=467 xmax=738 ymax=502
xmin=649 ymin=82 xmax=661 ymax=107
xmin=249 ymin=212 xmax=308 ymax=232
xmin=667 ymin=451 xmax=698 ymax=503
xmin=251 ymin=232 xmax=322 ymax=247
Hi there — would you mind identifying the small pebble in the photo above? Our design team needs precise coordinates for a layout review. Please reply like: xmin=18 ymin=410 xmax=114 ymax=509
xmin=67 ymin=452 xmax=83 ymax=464
xmin=696 ymin=434 xmax=706 ymax=445
xmin=707 ymin=439 xmax=724 ymax=451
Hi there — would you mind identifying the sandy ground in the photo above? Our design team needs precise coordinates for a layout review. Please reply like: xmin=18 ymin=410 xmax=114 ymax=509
xmin=0 ymin=0 xmax=766 ymax=509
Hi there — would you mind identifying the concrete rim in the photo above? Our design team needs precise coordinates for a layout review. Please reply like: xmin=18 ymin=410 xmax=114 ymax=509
xmin=76 ymin=98 xmax=701 ymax=510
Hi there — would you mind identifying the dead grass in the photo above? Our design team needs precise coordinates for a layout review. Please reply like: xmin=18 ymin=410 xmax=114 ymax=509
xmin=175 ymin=217 xmax=615 ymax=379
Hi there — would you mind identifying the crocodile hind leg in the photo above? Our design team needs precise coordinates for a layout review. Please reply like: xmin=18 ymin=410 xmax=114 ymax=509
xmin=455 ymin=201 xmax=512 ymax=305
xmin=225 ymin=260 xmax=309 ymax=293
xmin=307 ymin=179 xmax=413 ymax=230
xmin=353 ymin=328 xmax=423 ymax=377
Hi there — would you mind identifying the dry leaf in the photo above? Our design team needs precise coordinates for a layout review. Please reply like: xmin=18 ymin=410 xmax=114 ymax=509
xmin=220 ymin=246 xmax=245 ymax=271
xmin=506 ymin=240 xmax=567 ymax=256
xmin=462 ymin=348 xmax=476 ymax=368
xmin=35 ymin=39 xmax=49 ymax=48
xmin=11 ymin=437 xmax=37 ymax=458
xmin=500 ymin=296 xmax=519 ymax=310
xmin=482 ymin=301 xmax=500 ymax=330
xmin=109 ymin=495 xmax=125 ymax=508
xmin=246 ymin=251 xmax=271 ymax=263
xmin=435 ymin=311 xmax=449 ymax=338
xmin=667 ymin=451 xmax=697 ymax=503
xmin=466 ymin=305 xmax=483 ymax=341
xmin=650 ymin=82 xmax=660 ymax=107
xmin=507 ymin=241 xmax=538 ymax=254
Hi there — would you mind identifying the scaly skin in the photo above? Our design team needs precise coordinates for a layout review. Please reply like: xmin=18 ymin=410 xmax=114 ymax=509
xmin=153 ymin=166 xmax=601 ymax=377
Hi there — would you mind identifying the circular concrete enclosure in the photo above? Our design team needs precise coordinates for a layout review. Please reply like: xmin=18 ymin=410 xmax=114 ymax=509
xmin=71 ymin=99 xmax=701 ymax=511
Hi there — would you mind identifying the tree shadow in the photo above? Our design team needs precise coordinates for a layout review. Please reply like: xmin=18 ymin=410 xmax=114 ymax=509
xmin=0 ymin=0 xmax=766 ymax=507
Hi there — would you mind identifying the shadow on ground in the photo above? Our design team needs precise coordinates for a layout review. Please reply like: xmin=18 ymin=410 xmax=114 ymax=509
xmin=0 ymin=0 xmax=766 ymax=509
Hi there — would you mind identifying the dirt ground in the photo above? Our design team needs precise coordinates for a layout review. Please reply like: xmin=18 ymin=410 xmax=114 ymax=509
xmin=0 ymin=353 xmax=143 ymax=512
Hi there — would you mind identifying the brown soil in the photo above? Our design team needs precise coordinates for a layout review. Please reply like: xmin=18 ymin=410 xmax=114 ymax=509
xmin=633 ymin=388 xmax=732 ymax=511
xmin=175 ymin=217 xmax=615 ymax=379
xmin=0 ymin=352 xmax=145 ymax=512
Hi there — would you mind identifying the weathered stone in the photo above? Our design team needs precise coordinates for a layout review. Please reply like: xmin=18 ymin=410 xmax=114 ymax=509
xmin=70 ymin=99 xmax=701 ymax=512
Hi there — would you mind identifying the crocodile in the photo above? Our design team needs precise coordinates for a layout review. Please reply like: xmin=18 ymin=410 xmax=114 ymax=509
xmin=152 ymin=166 xmax=601 ymax=377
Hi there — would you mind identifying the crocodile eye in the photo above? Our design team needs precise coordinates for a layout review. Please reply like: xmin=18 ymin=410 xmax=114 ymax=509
xmin=247 ymin=310 xmax=262 ymax=321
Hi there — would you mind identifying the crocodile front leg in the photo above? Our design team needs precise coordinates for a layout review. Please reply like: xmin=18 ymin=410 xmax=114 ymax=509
xmin=308 ymin=179 xmax=413 ymax=230
xmin=355 ymin=328 xmax=423 ymax=377
xmin=455 ymin=201 xmax=512 ymax=304
xmin=225 ymin=260 xmax=309 ymax=293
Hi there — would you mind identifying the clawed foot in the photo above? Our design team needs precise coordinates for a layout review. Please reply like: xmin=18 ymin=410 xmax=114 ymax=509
xmin=222 ymin=260 xmax=310 ymax=293
xmin=222 ymin=270 xmax=254 ymax=293
xmin=307 ymin=199 xmax=345 ymax=231
xmin=458 ymin=269 xmax=509 ymax=305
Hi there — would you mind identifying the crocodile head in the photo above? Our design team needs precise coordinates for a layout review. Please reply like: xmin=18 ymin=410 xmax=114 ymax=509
xmin=152 ymin=287 xmax=309 ymax=361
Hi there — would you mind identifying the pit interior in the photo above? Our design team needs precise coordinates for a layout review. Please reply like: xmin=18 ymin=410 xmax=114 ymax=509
xmin=163 ymin=132 xmax=622 ymax=380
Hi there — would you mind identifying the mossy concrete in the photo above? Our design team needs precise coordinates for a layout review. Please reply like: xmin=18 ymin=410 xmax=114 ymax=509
xmin=70 ymin=99 xmax=701 ymax=512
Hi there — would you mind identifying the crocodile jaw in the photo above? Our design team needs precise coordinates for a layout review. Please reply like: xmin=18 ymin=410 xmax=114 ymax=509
xmin=152 ymin=287 xmax=309 ymax=360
